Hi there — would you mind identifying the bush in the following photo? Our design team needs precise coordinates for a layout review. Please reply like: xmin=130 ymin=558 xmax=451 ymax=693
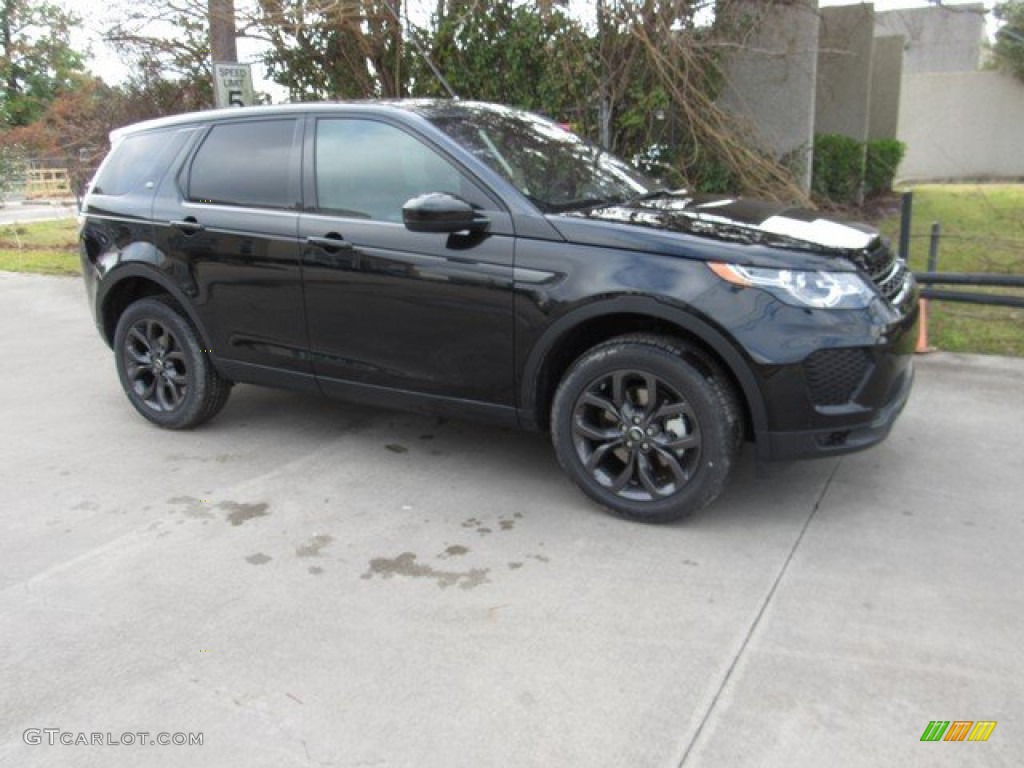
xmin=865 ymin=139 xmax=906 ymax=197
xmin=811 ymin=133 xmax=864 ymax=204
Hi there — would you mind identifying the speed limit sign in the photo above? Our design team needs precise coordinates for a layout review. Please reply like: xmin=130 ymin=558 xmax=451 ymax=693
xmin=212 ymin=62 xmax=256 ymax=108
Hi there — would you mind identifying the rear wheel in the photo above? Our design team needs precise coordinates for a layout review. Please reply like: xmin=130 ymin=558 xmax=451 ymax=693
xmin=551 ymin=334 xmax=741 ymax=523
xmin=113 ymin=296 xmax=231 ymax=429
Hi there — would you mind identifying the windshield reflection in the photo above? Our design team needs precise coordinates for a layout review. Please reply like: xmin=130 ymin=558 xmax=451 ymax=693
xmin=421 ymin=102 xmax=653 ymax=213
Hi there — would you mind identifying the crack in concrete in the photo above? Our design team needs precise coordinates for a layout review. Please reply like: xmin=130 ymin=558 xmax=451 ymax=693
xmin=675 ymin=459 xmax=843 ymax=768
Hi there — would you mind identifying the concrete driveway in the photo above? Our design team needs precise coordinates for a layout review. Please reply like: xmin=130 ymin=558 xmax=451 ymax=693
xmin=1 ymin=272 xmax=1021 ymax=767
xmin=0 ymin=202 xmax=78 ymax=226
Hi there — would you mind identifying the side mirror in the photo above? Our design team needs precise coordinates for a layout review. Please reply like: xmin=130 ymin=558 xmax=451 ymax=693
xmin=402 ymin=193 xmax=489 ymax=234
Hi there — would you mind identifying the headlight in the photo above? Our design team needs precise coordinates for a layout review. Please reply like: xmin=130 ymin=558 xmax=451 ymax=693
xmin=708 ymin=262 xmax=876 ymax=309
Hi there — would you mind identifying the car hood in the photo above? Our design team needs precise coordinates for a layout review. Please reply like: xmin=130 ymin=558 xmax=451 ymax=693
xmin=552 ymin=191 xmax=881 ymax=265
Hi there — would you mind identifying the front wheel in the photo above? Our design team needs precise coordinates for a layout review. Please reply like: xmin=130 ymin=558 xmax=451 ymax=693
xmin=551 ymin=334 xmax=741 ymax=523
xmin=113 ymin=296 xmax=231 ymax=429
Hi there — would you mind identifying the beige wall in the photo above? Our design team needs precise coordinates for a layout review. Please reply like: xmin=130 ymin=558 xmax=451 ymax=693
xmin=897 ymin=71 xmax=1024 ymax=181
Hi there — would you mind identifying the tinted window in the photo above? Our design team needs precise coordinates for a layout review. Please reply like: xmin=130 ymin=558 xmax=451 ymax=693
xmin=315 ymin=119 xmax=488 ymax=222
xmin=93 ymin=129 xmax=188 ymax=196
xmin=189 ymin=120 xmax=298 ymax=209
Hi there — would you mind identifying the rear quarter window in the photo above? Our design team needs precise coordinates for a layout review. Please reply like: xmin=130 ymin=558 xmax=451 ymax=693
xmin=92 ymin=129 xmax=189 ymax=197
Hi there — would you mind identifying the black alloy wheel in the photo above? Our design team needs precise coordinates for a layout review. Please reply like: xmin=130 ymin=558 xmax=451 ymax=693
xmin=123 ymin=317 xmax=188 ymax=412
xmin=552 ymin=334 xmax=741 ymax=523
xmin=572 ymin=370 xmax=701 ymax=502
xmin=113 ymin=296 xmax=232 ymax=429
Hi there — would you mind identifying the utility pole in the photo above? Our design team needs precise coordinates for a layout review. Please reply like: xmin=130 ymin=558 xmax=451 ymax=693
xmin=209 ymin=0 xmax=237 ymax=63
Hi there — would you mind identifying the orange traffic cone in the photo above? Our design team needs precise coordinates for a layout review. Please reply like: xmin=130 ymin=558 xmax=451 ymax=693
xmin=916 ymin=299 xmax=936 ymax=354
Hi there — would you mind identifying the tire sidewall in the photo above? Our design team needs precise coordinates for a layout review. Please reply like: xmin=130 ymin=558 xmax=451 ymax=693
xmin=113 ymin=298 xmax=213 ymax=429
xmin=552 ymin=342 xmax=735 ymax=522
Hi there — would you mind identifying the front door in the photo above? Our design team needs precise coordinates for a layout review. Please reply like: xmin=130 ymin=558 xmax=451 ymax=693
xmin=299 ymin=116 xmax=516 ymax=408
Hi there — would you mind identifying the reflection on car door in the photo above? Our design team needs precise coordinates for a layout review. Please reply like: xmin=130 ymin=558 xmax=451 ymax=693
xmin=299 ymin=116 xmax=517 ymax=413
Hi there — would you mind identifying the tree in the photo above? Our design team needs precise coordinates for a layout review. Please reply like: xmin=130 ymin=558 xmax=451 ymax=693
xmin=255 ymin=0 xmax=403 ymax=99
xmin=407 ymin=1 xmax=595 ymax=119
xmin=993 ymin=0 xmax=1024 ymax=83
xmin=0 ymin=0 xmax=87 ymax=126
xmin=104 ymin=0 xmax=216 ymax=106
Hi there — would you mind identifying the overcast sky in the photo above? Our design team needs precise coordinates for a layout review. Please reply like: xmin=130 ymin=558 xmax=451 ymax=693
xmin=61 ymin=0 xmax=997 ymax=99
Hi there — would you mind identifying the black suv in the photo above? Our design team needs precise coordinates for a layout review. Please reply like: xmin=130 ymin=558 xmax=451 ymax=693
xmin=80 ymin=101 xmax=917 ymax=523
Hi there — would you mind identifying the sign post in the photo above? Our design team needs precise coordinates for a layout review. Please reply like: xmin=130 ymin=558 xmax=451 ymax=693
xmin=212 ymin=62 xmax=255 ymax=108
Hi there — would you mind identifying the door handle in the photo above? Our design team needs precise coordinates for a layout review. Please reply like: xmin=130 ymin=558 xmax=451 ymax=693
xmin=170 ymin=217 xmax=205 ymax=234
xmin=306 ymin=234 xmax=353 ymax=252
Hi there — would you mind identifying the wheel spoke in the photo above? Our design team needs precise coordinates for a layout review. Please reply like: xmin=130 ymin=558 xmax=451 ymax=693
xmin=166 ymin=369 xmax=187 ymax=386
xmin=640 ymin=372 xmax=658 ymax=416
xmin=653 ymin=401 xmax=693 ymax=422
xmin=637 ymin=453 xmax=665 ymax=498
xmin=127 ymin=327 xmax=150 ymax=354
xmin=137 ymin=376 xmax=156 ymax=401
xmin=126 ymin=360 xmax=151 ymax=379
xmin=610 ymin=371 xmax=627 ymax=410
xmin=585 ymin=439 xmax=623 ymax=473
xmin=658 ymin=432 xmax=699 ymax=452
xmin=580 ymin=392 xmax=619 ymax=421
xmin=609 ymin=451 xmax=636 ymax=492
xmin=156 ymin=379 xmax=176 ymax=411
xmin=652 ymin=445 xmax=689 ymax=488
xmin=574 ymin=414 xmax=622 ymax=442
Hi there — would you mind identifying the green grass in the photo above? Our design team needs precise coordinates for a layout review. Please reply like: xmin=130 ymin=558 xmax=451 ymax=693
xmin=0 ymin=218 xmax=81 ymax=276
xmin=874 ymin=184 xmax=1024 ymax=358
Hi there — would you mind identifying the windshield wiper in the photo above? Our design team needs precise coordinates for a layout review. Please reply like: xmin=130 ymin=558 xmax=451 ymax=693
xmin=626 ymin=187 xmax=676 ymax=204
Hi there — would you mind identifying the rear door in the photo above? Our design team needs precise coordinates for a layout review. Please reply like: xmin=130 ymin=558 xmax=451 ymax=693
xmin=152 ymin=118 xmax=311 ymax=381
xmin=298 ymin=115 xmax=517 ymax=408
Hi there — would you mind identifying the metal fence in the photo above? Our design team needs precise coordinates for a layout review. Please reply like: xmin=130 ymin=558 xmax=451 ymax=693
xmin=899 ymin=191 xmax=1024 ymax=309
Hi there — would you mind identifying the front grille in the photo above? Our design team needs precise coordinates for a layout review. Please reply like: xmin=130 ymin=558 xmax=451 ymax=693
xmin=854 ymin=239 xmax=909 ymax=304
xmin=804 ymin=348 xmax=873 ymax=406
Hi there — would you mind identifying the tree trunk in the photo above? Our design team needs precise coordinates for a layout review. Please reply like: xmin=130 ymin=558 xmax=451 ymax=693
xmin=209 ymin=0 xmax=237 ymax=62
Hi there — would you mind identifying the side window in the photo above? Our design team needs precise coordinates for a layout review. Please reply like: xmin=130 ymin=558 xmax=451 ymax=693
xmin=315 ymin=119 xmax=490 ymax=222
xmin=92 ymin=129 xmax=188 ymax=196
xmin=188 ymin=120 xmax=298 ymax=209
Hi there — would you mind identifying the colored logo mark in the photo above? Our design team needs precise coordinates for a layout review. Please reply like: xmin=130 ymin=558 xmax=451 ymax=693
xmin=921 ymin=720 xmax=996 ymax=742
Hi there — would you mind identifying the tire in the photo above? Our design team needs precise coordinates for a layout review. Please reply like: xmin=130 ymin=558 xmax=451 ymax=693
xmin=551 ymin=334 xmax=741 ymax=523
xmin=113 ymin=296 xmax=232 ymax=429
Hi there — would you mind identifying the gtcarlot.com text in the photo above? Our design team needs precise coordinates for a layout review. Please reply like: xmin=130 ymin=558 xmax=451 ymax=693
xmin=23 ymin=729 xmax=203 ymax=746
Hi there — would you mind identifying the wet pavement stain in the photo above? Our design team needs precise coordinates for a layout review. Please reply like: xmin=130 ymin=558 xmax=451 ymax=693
xmin=296 ymin=534 xmax=334 ymax=557
xmin=419 ymin=434 xmax=435 ymax=440
xmin=499 ymin=520 xmax=515 ymax=531
xmin=167 ymin=496 xmax=215 ymax=520
xmin=362 ymin=552 xmax=489 ymax=590
xmin=222 ymin=501 xmax=270 ymax=526
xmin=508 ymin=562 xmax=523 ymax=570
xmin=308 ymin=566 xmax=324 ymax=576
xmin=439 ymin=545 xmax=469 ymax=559
xmin=528 ymin=554 xmax=550 ymax=564
xmin=385 ymin=444 xmax=408 ymax=454
xmin=245 ymin=553 xmax=272 ymax=565
xmin=72 ymin=500 xmax=99 ymax=511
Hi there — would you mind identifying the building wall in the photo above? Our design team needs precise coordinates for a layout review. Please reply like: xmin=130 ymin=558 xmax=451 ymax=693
xmin=868 ymin=35 xmax=904 ymax=140
xmin=875 ymin=4 xmax=985 ymax=74
xmin=717 ymin=1 xmax=821 ymax=191
xmin=816 ymin=4 xmax=876 ymax=141
xmin=897 ymin=71 xmax=1024 ymax=180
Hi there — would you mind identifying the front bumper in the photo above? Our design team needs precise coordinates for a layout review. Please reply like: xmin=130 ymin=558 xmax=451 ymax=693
xmin=759 ymin=358 xmax=914 ymax=460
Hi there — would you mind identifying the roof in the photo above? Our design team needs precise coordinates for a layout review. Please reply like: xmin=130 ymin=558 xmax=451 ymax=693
xmin=108 ymin=99 xmax=498 ymax=142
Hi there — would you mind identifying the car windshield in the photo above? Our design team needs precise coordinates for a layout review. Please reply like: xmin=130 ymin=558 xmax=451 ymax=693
xmin=423 ymin=103 xmax=654 ymax=213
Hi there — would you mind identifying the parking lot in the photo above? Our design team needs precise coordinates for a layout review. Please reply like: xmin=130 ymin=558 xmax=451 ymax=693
xmin=1 ymin=271 xmax=1021 ymax=767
